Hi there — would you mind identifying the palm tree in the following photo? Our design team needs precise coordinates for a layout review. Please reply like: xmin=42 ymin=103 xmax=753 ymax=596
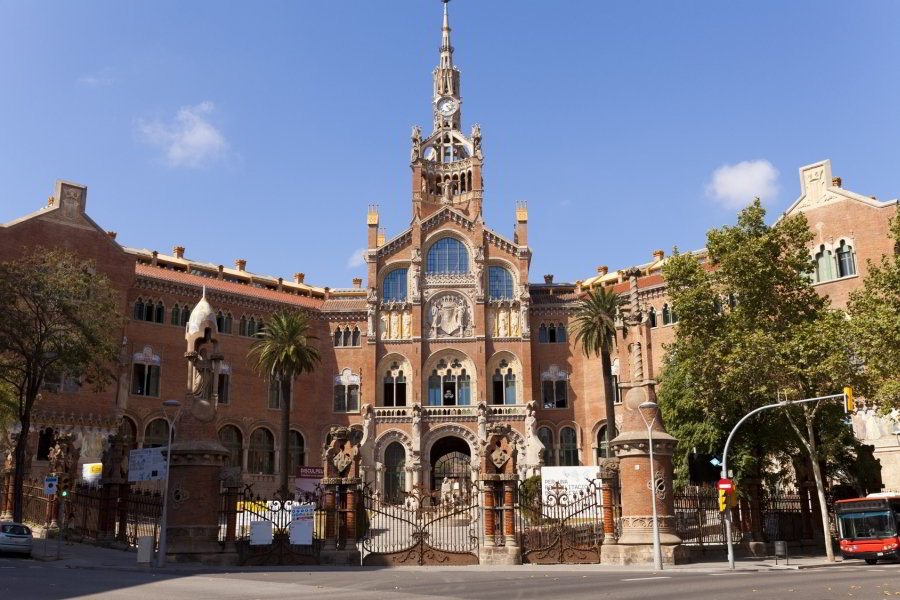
xmin=570 ymin=286 xmax=629 ymax=461
xmin=249 ymin=310 xmax=321 ymax=497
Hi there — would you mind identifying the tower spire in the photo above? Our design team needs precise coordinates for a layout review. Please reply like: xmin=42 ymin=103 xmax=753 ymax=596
xmin=440 ymin=0 xmax=453 ymax=70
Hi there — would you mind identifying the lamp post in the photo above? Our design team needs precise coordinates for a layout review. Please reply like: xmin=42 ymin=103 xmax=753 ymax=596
xmin=638 ymin=400 xmax=663 ymax=571
xmin=156 ymin=399 xmax=182 ymax=568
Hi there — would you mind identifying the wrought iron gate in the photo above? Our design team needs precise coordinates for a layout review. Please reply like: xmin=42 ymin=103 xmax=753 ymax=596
xmin=361 ymin=484 xmax=481 ymax=566
xmin=517 ymin=480 xmax=607 ymax=564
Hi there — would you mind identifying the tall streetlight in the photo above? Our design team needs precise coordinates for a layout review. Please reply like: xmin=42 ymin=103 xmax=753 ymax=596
xmin=156 ymin=399 xmax=182 ymax=568
xmin=638 ymin=400 xmax=663 ymax=571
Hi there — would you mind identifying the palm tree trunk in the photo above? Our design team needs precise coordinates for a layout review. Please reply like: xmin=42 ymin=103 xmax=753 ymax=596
xmin=602 ymin=350 xmax=616 ymax=458
xmin=279 ymin=377 xmax=291 ymax=498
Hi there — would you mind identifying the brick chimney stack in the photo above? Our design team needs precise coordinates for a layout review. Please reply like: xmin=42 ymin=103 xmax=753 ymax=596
xmin=352 ymin=278 xmax=362 ymax=289
xmin=235 ymin=259 xmax=246 ymax=271
xmin=543 ymin=274 xmax=554 ymax=284
xmin=106 ymin=231 xmax=117 ymax=240
xmin=832 ymin=177 xmax=842 ymax=188
xmin=652 ymin=249 xmax=664 ymax=262
xmin=597 ymin=266 xmax=608 ymax=276
xmin=294 ymin=273 xmax=305 ymax=284
xmin=173 ymin=246 xmax=185 ymax=259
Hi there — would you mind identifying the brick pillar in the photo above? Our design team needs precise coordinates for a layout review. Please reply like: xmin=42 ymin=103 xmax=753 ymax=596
xmin=598 ymin=460 xmax=619 ymax=544
xmin=0 ymin=467 xmax=12 ymax=520
xmin=502 ymin=481 xmax=516 ymax=544
xmin=483 ymin=481 xmax=496 ymax=546
xmin=322 ymin=485 xmax=337 ymax=551
xmin=344 ymin=486 xmax=357 ymax=551
xmin=320 ymin=426 xmax=361 ymax=564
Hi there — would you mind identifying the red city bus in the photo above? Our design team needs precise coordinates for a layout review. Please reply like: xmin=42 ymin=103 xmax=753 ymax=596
xmin=835 ymin=495 xmax=900 ymax=564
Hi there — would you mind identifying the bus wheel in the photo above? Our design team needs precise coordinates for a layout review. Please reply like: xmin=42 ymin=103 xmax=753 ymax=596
xmin=865 ymin=559 xmax=878 ymax=565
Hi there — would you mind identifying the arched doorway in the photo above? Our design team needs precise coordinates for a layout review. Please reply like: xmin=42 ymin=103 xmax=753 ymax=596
xmin=430 ymin=436 xmax=471 ymax=497
xmin=383 ymin=442 xmax=406 ymax=504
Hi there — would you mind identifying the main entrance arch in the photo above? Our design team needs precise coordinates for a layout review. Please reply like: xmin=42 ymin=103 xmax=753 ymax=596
xmin=430 ymin=435 xmax=471 ymax=496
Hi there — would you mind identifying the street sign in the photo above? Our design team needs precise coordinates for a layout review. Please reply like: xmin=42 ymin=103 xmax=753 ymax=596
xmin=128 ymin=447 xmax=167 ymax=482
xmin=716 ymin=478 xmax=734 ymax=492
xmin=82 ymin=462 xmax=103 ymax=485
xmin=43 ymin=476 xmax=58 ymax=496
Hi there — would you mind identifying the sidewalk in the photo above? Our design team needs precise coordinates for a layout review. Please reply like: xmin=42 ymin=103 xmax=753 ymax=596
xmin=27 ymin=540 xmax=861 ymax=574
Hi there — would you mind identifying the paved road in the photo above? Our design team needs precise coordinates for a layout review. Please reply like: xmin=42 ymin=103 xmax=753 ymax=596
xmin=2 ymin=555 xmax=899 ymax=600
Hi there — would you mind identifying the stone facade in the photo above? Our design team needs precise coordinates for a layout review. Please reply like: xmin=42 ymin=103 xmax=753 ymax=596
xmin=0 ymin=6 xmax=897 ymax=496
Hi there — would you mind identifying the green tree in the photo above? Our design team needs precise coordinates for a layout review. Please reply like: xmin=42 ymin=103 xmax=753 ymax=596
xmin=570 ymin=287 xmax=628 ymax=458
xmin=659 ymin=200 xmax=857 ymax=560
xmin=248 ymin=310 xmax=321 ymax=497
xmin=0 ymin=249 xmax=121 ymax=522
xmin=847 ymin=215 xmax=900 ymax=410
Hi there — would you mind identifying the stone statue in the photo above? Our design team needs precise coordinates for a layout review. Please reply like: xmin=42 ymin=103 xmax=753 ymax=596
xmin=477 ymin=401 xmax=488 ymax=443
xmin=367 ymin=287 xmax=378 ymax=304
xmin=474 ymin=262 xmax=484 ymax=297
xmin=499 ymin=309 xmax=509 ymax=337
xmin=390 ymin=311 xmax=400 ymax=339
xmin=441 ymin=180 xmax=453 ymax=205
xmin=426 ymin=294 xmax=471 ymax=338
xmin=380 ymin=313 xmax=389 ymax=340
xmin=472 ymin=124 xmax=483 ymax=160
xmin=367 ymin=305 xmax=376 ymax=337
xmin=402 ymin=311 xmax=411 ymax=339
xmin=411 ymin=403 xmax=422 ymax=448
xmin=410 ymin=126 xmax=422 ymax=163
xmin=428 ymin=303 xmax=441 ymax=338
xmin=361 ymin=403 xmax=375 ymax=447
xmin=184 ymin=288 xmax=223 ymax=422
xmin=474 ymin=245 xmax=484 ymax=261
xmin=510 ymin=308 xmax=520 ymax=337
xmin=410 ymin=263 xmax=420 ymax=301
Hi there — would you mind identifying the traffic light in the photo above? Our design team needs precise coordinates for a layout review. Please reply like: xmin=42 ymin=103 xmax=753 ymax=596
xmin=843 ymin=387 xmax=854 ymax=413
xmin=718 ymin=489 xmax=727 ymax=512
xmin=728 ymin=487 xmax=738 ymax=509
xmin=58 ymin=475 xmax=71 ymax=498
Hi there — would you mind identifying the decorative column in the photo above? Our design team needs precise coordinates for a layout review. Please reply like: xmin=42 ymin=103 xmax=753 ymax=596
xmin=478 ymin=424 xmax=520 ymax=565
xmin=165 ymin=290 xmax=232 ymax=565
xmin=320 ymin=426 xmax=362 ymax=565
xmin=598 ymin=459 xmax=620 ymax=545
xmin=603 ymin=268 xmax=683 ymax=565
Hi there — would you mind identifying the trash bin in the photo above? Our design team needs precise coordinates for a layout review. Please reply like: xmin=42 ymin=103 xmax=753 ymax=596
xmin=774 ymin=540 xmax=788 ymax=565
xmin=137 ymin=536 xmax=154 ymax=564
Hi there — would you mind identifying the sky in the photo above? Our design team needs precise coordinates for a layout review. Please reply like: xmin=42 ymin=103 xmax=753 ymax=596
xmin=1 ymin=1 xmax=898 ymax=287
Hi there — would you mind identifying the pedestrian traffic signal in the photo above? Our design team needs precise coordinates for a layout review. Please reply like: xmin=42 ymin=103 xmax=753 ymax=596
xmin=843 ymin=387 xmax=854 ymax=413
xmin=718 ymin=489 xmax=727 ymax=512
xmin=59 ymin=475 xmax=71 ymax=498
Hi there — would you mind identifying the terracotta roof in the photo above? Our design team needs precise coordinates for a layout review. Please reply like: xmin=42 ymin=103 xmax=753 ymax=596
xmin=531 ymin=289 xmax=580 ymax=305
xmin=135 ymin=264 xmax=323 ymax=309
xmin=321 ymin=298 xmax=368 ymax=312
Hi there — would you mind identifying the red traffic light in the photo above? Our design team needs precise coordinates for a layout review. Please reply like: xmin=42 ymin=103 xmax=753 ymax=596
xmin=716 ymin=478 xmax=734 ymax=492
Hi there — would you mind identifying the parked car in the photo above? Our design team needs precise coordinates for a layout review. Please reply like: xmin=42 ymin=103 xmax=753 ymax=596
xmin=0 ymin=522 xmax=33 ymax=557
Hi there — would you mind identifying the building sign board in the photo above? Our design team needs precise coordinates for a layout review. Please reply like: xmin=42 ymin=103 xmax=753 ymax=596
xmin=289 ymin=503 xmax=316 ymax=545
xmin=128 ymin=447 xmax=167 ymax=482
xmin=540 ymin=466 xmax=601 ymax=503
xmin=82 ymin=462 xmax=103 ymax=485
xmin=294 ymin=466 xmax=324 ymax=499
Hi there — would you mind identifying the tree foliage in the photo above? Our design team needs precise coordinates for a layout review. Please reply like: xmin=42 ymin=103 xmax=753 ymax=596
xmin=0 ymin=248 xmax=122 ymax=521
xmin=847 ymin=215 xmax=900 ymax=410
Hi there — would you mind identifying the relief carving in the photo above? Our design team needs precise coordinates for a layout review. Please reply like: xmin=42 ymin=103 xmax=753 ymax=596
xmin=425 ymin=293 xmax=473 ymax=339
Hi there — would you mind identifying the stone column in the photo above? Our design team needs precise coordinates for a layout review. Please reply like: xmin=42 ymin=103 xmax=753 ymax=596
xmin=479 ymin=425 xmax=520 ymax=565
xmin=599 ymin=459 xmax=620 ymax=545
xmin=320 ymin=426 xmax=361 ymax=565
xmin=1 ymin=464 xmax=13 ymax=520
xmin=502 ymin=480 xmax=516 ymax=545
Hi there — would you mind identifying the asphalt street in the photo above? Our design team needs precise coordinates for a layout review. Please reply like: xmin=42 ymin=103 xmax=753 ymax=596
xmin=2 ymin=555 xmax=899 ymax=600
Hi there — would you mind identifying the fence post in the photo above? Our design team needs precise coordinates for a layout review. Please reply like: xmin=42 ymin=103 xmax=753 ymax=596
xmin=599 ymin=460 xmax=619 ymax=545
xmin=221 ymin=467 xmax=242 ymax=544
xmin=0 ymin=464 xmax=13 ymax=520
xmin=115 ymin=485 xmax=130 ymax=544
xmin=479 ymin=426 xmax=520 ymax=565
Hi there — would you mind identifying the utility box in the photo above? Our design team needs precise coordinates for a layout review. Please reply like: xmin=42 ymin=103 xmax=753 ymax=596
xmin=137 ymin=536 xmax=154 ymax=564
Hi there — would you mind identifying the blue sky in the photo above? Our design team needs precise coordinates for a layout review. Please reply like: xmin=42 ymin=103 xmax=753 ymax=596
xmin=1 ymin=1 xmax=898 ymax=287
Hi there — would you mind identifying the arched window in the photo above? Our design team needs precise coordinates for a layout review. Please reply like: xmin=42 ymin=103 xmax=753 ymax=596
xmin=154 ymin=302 xmax=164 ymax=324
xmin=426 ymin=238 xmax=469 ymax=274
xmin=218 ymin=425 xmax=243 ymax=469
xmin=560 ymin=427 xmax=579 ymax=466
xmin=836 ymin=240 xmax=856 ymax=278
xmin=548 ymin=323 xmax=557 ymax=343
xmin=334 ymin=328 xmax=342 ymax=347
xmin=333 ymin=369 xmax=360 ymax=412
xmin=288 ymin=430 xmax=305 ymax=471
xmin=458 ymin=369 xmax=471 ymax=405
xmin=224 ymin=312 xmax=232 ymax=334
xmin=216 ymin=311 xmax=225 ymax=333
xmin=648 ymin=307 xmax=657 ymax=328
xmin=671 ymin=306 xmax=678 ymax=323
xmin=131 ymin=346 xmax=161 ymax=397
xmin=596 ymin=424 xmax=618 ymax=462
xmin=239 ymin=316 xmax=247 ymax=336
xmin=384 ymin=442 xmax=406 ymax=504
xmin=504 ymin=369 xmax=517 ymax=405
xmin=539 ymin=323 xmax=548 ymax=344
xmin=428 ymin=371 xmax=442 ymax=406
xmin=383 ymin=268 xmax=408 ymax=302
xmin=171 ymin=304 xmax=181 ymax=326
xmin=36 ymin=428 xmax=55 ymax=461
xmin=217 ymin=370 xmax=230 ymax=404
xmin=383 ymin=370 xmax=407 ymax=407
xmin=181 ymin=305 xmax=192 ymax=327
xmin=248 ymin=317 xmax=257 ymax=337
xmin=144 ymin=419 xmax=169 ymax=448
xmin=538 ymin=427 xmax=554 ymax=466
xmin=556 ymin=323 xmax=567 ymax=343
xmin=342 ymin=327 xmax=351 ymax=347
xmin=662 ymin=304 xmax=671 ymax=326
xmin=491 ymin=369 xmax=503 ymax=405
xmin=352 ymin=327 xmax=360 ymax=346
xmin=541 ymin=365 xmax=568 ymax=409
xmin=488 ymin=267 xmax=514 ymax=300
xmin=133 ymin=298 xmax=144 ymax=321
xmin=248 ymin=428 xmax=275 ymax=474
xmin=815 ymin=245 xmax=834 ymax=282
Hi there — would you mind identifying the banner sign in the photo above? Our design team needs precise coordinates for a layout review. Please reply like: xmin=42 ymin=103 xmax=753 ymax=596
xmin=128 ymin=447 xmax=167 ymax=482
xmin=82 ymin=462 xmax=103 ymax=485
xmin=289 ymin=502 xmax=316 ymax=545
xmin=540 ymin=466 xmax=601 ymax=503
xmin=294 ymin=466 xmax=324 ymax=499
xmin=249 ymin=520 xmax=273 ymax=546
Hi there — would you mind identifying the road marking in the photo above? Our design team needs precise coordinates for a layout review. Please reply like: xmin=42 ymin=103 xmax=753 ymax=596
xmin=708 ymin=572 xmax=750 ymax=575
xmin=867 ymin=568 xmax=886 ymax=571
xmin=621 ymin=576 xmax=671 ymax=581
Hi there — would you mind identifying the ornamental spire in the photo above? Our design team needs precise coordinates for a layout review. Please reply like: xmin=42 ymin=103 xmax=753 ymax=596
xmin=440 ymin=0 xmax=453 ymax=70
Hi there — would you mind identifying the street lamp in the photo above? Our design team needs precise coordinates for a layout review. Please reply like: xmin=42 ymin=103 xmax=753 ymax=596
xmin=156 ymin=399 xmax=182 ymax=568
xmin=638 ymin=400 xmax=663 ymax=571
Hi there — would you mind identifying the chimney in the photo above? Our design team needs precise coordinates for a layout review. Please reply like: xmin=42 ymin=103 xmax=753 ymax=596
xmin=324 ymin=286 xmax=331 ymax=300
xmin=367 ymin=205 xmax=380 ymax=248
xmin=652 ymin=249 xmax=665 ymax=262
xmin=870 ymin=196 xmax=877 ymax=200
xmin=377 ymin=227 xmax=386 ymax=247
xmin=106 ymin=231 xmax=117 ymax=240
xmin=173 ymin=246 xmax=185 ymax=259
xmin=352 ymin=278 xmax=362 ymax=289
xmin=277 ymin=277 xmax=284 ymax=291
xmin=235 ymin=259 xmax=246 ymax=272
xmin=47 ymin=196 xmax=54 ymax=208
xmin=543 ymin=274 xmax=554 ymax=285
xmin=596 ymin=265 xmax=608 ymax=276
xmin=515 ymin=201 xmax=529 ymax=246
xmin=832 ymin=177 xmax=842 ymax=188
xmin=294 ymin=272 xmax=305 ymax=284
xmin=217 ymin=265 xmax=224 ymax=279
xmin=151 ymin=250 xmax=158 ymax=266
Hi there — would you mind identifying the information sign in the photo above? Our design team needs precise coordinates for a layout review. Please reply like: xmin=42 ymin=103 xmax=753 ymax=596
xmin=294 ymin=466 xmax=324 ymax=499
xmin=128 ymin=447 xmax=167 ymax=482
xmin=289 ymin=502 xmax=315 ymax=545
xmin=82 ymin=462 xmax=103 ymax=485
xmin=43 ymin=476 xmax=58 ymax=496
xmin=540 ymin=466 xmax=602 ymax=503
xmin=249 ymin=520 xmax=273 ymax=546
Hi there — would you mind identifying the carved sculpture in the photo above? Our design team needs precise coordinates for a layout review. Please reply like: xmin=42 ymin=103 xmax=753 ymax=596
xmin=425 ymin=293 xmax=472 ymax=338
xmin=402 ymin=311 xmax=411 ymax=338
xmin=410 ymin=125 xmax=422 ymax=163
xmin=499 ymin=309 xmax=509 ymax=337
xmin=184 ymin=288 xmax=223 ymax=422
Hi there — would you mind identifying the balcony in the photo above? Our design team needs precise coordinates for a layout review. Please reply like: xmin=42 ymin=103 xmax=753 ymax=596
xmin=372 ymin=403 xmax=527 ymax=424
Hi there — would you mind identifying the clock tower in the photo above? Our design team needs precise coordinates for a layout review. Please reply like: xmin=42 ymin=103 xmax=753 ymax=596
xmin=410 ymin=0 xmax=485 ymax=221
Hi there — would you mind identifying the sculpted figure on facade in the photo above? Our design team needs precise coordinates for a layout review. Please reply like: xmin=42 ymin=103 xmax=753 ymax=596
xmin=379 ymin=313 xmax=389 ymax=340
xmin=474 ymin=261 xmax=484 ymax=298
xmin=402 ymin=311 xmax=411 ymax=339
xmin=425 ymin=293 xmax=472 ymax=339
xmin=410 ymin=125 xmax=422 ymax=163
xmin=390 ymin=311 xmax=400 ymax=339
xmin=410 ymin=264 xmax=420 ymax=302
xmin=411 ymin=403 xmax=422 ymax=449
xmin=477 ymin=401 xmax=488 ymax=444
xmin=510 ymin=307 xmax=520 ymax=337
xmin=498 ymin=309 xmax=509 ymax=337
xmin=472 ymin=124 xmax=483 ymax=160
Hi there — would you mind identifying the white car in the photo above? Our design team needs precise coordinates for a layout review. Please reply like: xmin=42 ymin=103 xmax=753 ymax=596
xmin=0 ymin=522 xmax=33 ymax=557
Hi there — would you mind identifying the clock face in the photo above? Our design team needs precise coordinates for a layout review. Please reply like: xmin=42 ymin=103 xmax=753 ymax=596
xmin=437 ymin=98 xmax=457 ymax=116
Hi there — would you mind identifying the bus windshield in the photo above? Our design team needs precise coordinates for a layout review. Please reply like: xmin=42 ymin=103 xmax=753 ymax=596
xmin=838 ymin=511 xmax=896 ymax=540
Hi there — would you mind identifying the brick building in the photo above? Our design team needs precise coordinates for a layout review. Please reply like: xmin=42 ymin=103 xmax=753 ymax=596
xmin=2 ymin=4 xmax=897 ymax=495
